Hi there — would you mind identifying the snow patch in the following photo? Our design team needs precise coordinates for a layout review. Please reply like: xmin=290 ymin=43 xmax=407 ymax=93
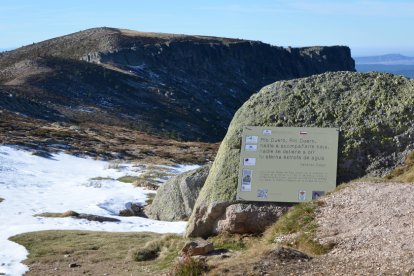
xmin=0 ymin=146 xmax=196 ymax=276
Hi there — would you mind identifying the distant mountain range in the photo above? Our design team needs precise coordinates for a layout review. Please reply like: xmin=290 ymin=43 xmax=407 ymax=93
xmin=354 ymin=54 xmax=414 ymax=78
xmin=354 ymin=54 xmax=414 ymax=65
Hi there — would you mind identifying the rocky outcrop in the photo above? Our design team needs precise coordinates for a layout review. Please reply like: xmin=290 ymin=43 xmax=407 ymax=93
xmin=0 ymin=27 xmax=355 ymax=142
xmin=186 ymin=72 xmax=414 ymax=237
xmin=148 ymin=164 xmax=210 ymax=221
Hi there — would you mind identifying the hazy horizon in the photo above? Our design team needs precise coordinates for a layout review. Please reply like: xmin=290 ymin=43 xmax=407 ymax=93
xmin=1 ymin=0 xmax=412 ymax=58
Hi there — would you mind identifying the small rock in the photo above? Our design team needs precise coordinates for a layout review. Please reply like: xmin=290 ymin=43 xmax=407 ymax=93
xmin=119 ymin=202 xmax=147 ymax=217
xmin=68 ymin=263 xmax=80 ymax=268
xmin=181 ymin=239 xmax=214 ymax=256
xmin=270 ymin=247 xmax=312 ymax=262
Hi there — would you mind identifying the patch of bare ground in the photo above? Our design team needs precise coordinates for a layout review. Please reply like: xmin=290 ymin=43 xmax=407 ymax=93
xmin=210 ymin=181 xmax=414 ymax=275
xmin=0 ymin=111 xmax=218 ymax=165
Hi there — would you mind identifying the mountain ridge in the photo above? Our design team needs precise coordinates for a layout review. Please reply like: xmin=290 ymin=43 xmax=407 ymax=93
xmin=0 ymin=27 xmax=355 ymax=143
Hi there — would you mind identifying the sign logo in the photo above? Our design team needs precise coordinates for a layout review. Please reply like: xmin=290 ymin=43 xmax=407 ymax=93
xmin=243 ymin=158 xmax=256 ymax=166
xmin=312 ymin=191 xmax=325 ymax=200
xmin=245 ymin=144 xmax=257 ymax=151
xmin=298 ymin=190 xmax=306 ymax=201
xmin=246 ymin=136 xmax=258 ymax=144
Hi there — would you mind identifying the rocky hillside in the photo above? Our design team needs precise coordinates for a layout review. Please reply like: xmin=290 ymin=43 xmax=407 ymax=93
xmin=186 ymin=71 xmax=414 ymax=237
xmin=0 ymin=27 xmax=355 ymax=142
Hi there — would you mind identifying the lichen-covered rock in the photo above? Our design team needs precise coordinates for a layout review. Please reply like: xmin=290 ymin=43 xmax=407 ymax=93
xmin=148 ymin=164 xmax=211 ymax=221
xmin=186 ymin=72 xmax=414 ymax=237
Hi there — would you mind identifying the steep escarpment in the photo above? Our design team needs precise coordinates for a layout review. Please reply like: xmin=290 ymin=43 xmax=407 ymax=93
xmin=0 ymin=27 xmax=355 ymax=142
xmin=186 ymin=72 xmax=414 ymax=237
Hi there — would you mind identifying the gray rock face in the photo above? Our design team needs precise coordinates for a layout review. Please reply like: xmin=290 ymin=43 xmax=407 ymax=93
xmin=186 ymin=72 xmax=414 ymax=237
xmin=148 ymin=164 xmax=211 ymax=221
xmin=215 ymin=203 xmax=291 ymax=234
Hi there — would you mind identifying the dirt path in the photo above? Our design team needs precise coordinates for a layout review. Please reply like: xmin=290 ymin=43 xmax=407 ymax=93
xmin=211 ymin=182 xmax=414 ymax=275
xmin=278 ymin=182 xmax=414 ymax=275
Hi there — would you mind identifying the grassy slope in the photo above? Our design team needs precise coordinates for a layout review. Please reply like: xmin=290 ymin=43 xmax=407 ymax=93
xmin=10 ymin=231 xmax=186 ymax=276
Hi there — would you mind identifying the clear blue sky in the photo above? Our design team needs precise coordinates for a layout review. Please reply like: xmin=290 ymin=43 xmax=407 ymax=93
xmin=1 ymin=0 xmax=413 ymax=56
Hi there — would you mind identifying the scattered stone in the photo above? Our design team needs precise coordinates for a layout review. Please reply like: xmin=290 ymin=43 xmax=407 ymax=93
xmin=76 ymin=214 xmax=120 ymax=223
xmin=269 ymin=247 xmax=312 ymax=262
xmin=133 ymin=180 xmax=159 ymax=190
xmin=119 ymin=202 xmax=147 ymax=217
xmin=61 ymin=210 xmax=79 ymax=217
xmin=181 ymin=239 xmax=214 ymax=256
xmin=31 ymin=150 xmax=53 ymax=158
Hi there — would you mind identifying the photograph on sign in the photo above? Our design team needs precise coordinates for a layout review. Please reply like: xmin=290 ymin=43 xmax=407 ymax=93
xmin=238 ymin=126 xmax=339 ymax=203
xmin=257 ymin=188 xmax=268 ymax=199
xmin=243 ymin=158 xmax=256 ymax=166
xmin=298 ymin=190 xmax=306 ymax=201
xmin=241 ymin=169 xmax=252 ymax=191
xmin=246 ymin=136 xmax=258 ymax=144
xmin=245 ymin=144 xmax=257 ymax=151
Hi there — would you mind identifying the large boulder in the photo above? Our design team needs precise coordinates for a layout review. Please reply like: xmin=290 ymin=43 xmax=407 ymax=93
xmin=215 ymin=203 xmax=291 ymax=234
xmin=186 ymin=72 xmax=414 ymax=237
xmin=148 ymin=164 xmax=211 ymax=221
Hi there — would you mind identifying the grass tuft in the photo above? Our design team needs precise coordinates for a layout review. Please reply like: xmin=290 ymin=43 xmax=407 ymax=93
xmin=35 ymin=210 xmax=79 ymax=218
xmin=117 ymin=175 xmax=139 ymax=183
xmin=386 ymin=151 xmax=414 ymax=182
xmin=145 ymin=193 xmax=156 ymax=205
xmin=89 ymin=176 xmax=114 ymax=181
xmin=131 ymin=234 xmax=185 ymax=263
xmin=208 ymin=233 xmax=249 ymax=251
xmin=264 ymin=201 xmax=333 ymax=256
xmin=172 ymin=255 xmax=208 ymax=276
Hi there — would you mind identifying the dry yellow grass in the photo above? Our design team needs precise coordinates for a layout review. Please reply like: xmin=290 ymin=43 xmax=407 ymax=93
xmin=386 ymin=151 xmax=414 ymax=182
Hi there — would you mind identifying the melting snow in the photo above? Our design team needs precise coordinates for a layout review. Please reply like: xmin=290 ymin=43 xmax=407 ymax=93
xmin=0 ymin=146 xmax=197 ymax=276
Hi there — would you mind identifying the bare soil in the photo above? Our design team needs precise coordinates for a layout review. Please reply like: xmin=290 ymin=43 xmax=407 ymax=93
xmin=210 ymin=181 xmax=414 ymax=275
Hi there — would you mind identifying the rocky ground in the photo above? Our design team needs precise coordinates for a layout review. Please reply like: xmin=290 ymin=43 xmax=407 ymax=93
xmin=0 ymin=111 xmax=218 ymax=164
xmin=210 ymin=181 xmax=414 ymax=275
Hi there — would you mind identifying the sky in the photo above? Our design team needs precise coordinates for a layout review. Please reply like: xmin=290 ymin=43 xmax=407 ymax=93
xmin=0 ymin=0 xmax=413 ymax=57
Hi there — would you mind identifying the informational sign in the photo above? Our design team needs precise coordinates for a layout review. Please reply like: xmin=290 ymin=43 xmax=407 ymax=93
xmin=237 ymin=126 xmax=339 ymax=202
